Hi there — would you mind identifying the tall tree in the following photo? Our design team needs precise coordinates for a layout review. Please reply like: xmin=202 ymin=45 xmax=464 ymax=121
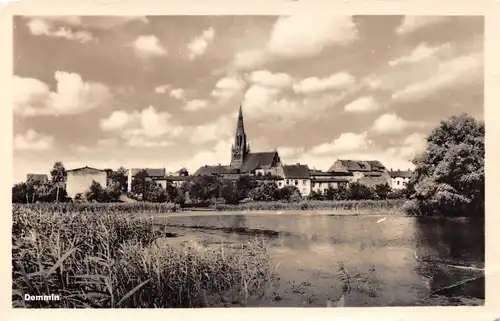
xmin=50 ymin=161 xmax=67 ymax=203
xmin=109 ymin=167 xmax=128 ymax=193
xmin=131 ymin=169 xmax=148 ymax=200
xmin=407 ymin=113 xmax=484 ymax=217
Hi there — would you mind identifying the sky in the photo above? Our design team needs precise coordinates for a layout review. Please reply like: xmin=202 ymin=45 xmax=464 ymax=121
xmin=12 ymin=15 xmax=484 ymax=183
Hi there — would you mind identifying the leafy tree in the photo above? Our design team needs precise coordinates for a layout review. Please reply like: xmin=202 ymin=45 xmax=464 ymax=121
xmin=236 ymin=175 xmax=258 ymax=200
xmin=50 ymin=161 xmax=67 ymax=203
xmin=278 ymin=185 xmax=301 ymax=202
xmin=108 ymin=167 xmax=128 ymax=193
xmin=406 ymin=113 xmax=484 ymax=217
xmin=165 ymin=183 xmax=179 ymax=203
xmin=308 ymin=189 xmax=325 ymax=200
xmin=347 ymin=182 xmax=375 ymax=200
xmin=105 ymin=181 xmax=122 ymax=202
xmin=178 ymin=168 xmax=189 ymax=176
xmin=144 ymin=181 xmax=167 ymax=203
xmin=374 ymin=183 xmax=392 ymax=200
xmin=248 ymin=181 xmax=278 ymax=201
xmin=324 ymin=184 xmax=349 ymax=200
xmin=85 ymin=181 xmax=106 ymax=202
xmin=12 ymin=183 xmax=28 ymax=203
xmin=220 ymin=180 xmax=240 ymax=205
xmin=131 ymin=169 xmax=148 ymax=200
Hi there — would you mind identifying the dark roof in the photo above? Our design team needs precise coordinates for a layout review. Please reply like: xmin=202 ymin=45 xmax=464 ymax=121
xmin=358 ymin=177 xmax=390 ymax=187
xmin=365 ymin=171 xmax=382 ymax=177
xmin=389 ymin=170 xmax=413 ymax=178
xmin=26 ymin=174 xmax=48 ymax=182
xmin=311 ymin=177 xmax=349 ymax=183
xmin=194 ymin=165 xmax=239 ymax=176
xmin=67 ymin=166 xmax=106 ymax=173
xmin=309 ymin=170 xmax=353 ymax=177
xmin=282 ymin=164 xmax=310 ymax=179
xmin=240 ymin=151 xmax=280 ymax=173
xmin=163 ymin=175 xmax=196 ymax=182
xmin=329 ymin=160 xmax=386 ymax=172
xmin=131 ymin=168 xmax=166 ymax=177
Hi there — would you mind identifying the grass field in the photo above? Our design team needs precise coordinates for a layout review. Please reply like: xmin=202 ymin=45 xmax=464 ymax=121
xmin=12 ymin=205 xmax=276 ymax=308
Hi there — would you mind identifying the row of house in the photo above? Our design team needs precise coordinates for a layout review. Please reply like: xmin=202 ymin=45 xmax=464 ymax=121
xmin=24 ymin=105 xmax=413 ymax=199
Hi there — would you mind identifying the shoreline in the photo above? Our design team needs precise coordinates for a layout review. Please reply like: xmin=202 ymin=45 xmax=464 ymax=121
xmin=143 ymin=208 xmax=406 ymax=217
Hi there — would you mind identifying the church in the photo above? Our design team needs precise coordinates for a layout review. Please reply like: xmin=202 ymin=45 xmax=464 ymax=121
xmin=194 ymin=105 xmax=282 ymax=177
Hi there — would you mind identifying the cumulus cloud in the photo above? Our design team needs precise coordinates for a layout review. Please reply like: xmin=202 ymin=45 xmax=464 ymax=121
xmin=211 ymin=75 xmax=246 ymax=102
xmin=293 ymin=72 xmax=355 ymax=94
xmin=187 ymin=27 xmax=215 ymax=60
xmin=170 ymin=88 xmax=186 ymax=100
xmin=232 ymin=49 xmax=270 ymax=71
xmin=100 ymin=106 xmax=184 ymax=147
xmin=189 ymin=115 xmax=234 ymax=144
xmin=395 ymin=16 xmax=447 ymax=35
xmin=309 ymin=131 xmax=372 ymax=156
xmin=388 ymin=42 xmax=451 ymax=67
xmin=242 ymin=85 xmax=280 ymax=113
xmin=133 ymin=35 xmax=166 ymax=57
xmin=344 ymin=96 xmax=381 ymax=113
xmin=391 ymin=52 xmax=483 ymax=102
xmin=14 ymin=72 xmax=111 ymax=117
xmin=26 ymin=18 xmax=94 ymax=43
xmin=14 ymin=129 xmax=54 ymax=151
xmin=370 ymin=113 xmax=410 ymax=134
xmin=183 ymin=99 xmax=209 ymax=112
xmin=97 ymin=137 xmax=118 ymax=147
xmin=248 ymin=70 xmax=293 ymax=88
xmin=154 ymin=84 xmax=171 ymax=94
xmin=267 ymin=15 xmax=359 ymax=59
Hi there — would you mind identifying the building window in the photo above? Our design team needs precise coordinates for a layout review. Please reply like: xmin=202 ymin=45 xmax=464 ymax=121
xmin=397 ymin=181 xmax=400 ymax=185
xmin=278 ymin=182 xmax=282 ymax=187
xmin=295 ymin=180 xmax=298 ymax=185
xmin=303 ymin=180 xmax=306 ymax=184
xmin=286 ymin=180 xmax=289 ymax=185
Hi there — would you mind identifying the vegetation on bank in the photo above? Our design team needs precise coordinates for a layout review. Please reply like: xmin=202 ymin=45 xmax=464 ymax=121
xmin=12 ymin=206 xmax=276 ymax=308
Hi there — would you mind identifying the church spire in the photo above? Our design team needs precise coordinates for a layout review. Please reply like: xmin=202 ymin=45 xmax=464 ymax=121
xmin=230 ymin=104 xmax=250 ymax=169
xmin=236 ymin=104 xmax=245 ymax=135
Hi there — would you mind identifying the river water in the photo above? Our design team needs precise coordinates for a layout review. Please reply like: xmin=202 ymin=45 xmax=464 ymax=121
xmin=151 ymin=213 xmax=484 ymax=307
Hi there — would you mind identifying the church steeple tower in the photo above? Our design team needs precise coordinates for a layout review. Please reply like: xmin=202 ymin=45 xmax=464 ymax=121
xmin=230 ymin=105 xmax=250 ymax=169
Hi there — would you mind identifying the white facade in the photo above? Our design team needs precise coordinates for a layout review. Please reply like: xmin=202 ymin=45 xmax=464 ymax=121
xmin=277 ymin=178 xmax=311 ymax=196
xmin=391 ymin=177 xmax=410 ymax=189
xmin=66 ymin=167 xmax=108 ymax=199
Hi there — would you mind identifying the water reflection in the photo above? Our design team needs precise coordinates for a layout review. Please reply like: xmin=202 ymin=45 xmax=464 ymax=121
xmin=162 ymin=213 xmax=484 ymax=306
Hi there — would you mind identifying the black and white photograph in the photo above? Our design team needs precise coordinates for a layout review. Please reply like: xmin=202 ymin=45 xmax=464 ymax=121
xmin=11 ymin=14 xmax=485 ymax=308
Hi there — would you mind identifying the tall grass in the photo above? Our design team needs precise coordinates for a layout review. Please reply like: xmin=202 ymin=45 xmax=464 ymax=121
xmin=12 ymin=206 xmax=276 ymax=308
xmin=211 ymin=200 xmax=406 ymax=213
xmin=12 ymin=202 xmax=179 ymax=214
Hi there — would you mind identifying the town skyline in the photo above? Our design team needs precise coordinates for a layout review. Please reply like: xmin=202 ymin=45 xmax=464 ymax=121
xmin=13 ymin=15 xmax=484 ymax=183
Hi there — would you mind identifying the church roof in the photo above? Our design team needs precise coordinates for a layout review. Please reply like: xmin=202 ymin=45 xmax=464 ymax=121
xmin=194 ymin=165 xmax=239 ymax=176
xmin=240 ymin=151 xmax=279 ymax=173
xmin=282 ymin=164 xmax=310 ymax=179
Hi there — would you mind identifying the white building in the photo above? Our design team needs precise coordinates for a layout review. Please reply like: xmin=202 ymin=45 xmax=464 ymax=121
xmin=66 ymin=166 xmax=108 ymax=199
xmin=276 ymin=164 xmax=311 ymax=197
xmin=389 ymin=170 xmax=413 ymax=189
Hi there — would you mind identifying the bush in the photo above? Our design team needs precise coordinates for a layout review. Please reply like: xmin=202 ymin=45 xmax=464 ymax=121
xmin=12 ymin=206 xmax=276 ymax=308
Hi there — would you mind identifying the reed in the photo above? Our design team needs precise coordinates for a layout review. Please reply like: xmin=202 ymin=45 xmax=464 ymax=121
xmin=12 ymin=206 xmax=275 ymax=308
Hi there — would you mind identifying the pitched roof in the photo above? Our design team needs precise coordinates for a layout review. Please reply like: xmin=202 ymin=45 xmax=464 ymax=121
xmin=309 ymin=170 xmax=353 ymax=177
xmin=358 ymin=177 xmax=390 ymax=187
xmin=194 ymin=165 xmax=239 ymax=176
xmin=329 ymin=160 xmax=386 ymax=172
xmin=240 ymin=151 xmax=280 ymax=173
xmin=26 ymin=174 xmax=48 ymax=182
xmin=130 ymin=168 xmax=166 ymax=177
xmin=311 ymin=177 xmax=349 ymax=183
xmin=67 ymin=166 xmax=106 ymax=173
xmin=282 ymin=164 xmax=310 ymax=179
xmin=389 ymin=170 xmax=413 ymax=178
